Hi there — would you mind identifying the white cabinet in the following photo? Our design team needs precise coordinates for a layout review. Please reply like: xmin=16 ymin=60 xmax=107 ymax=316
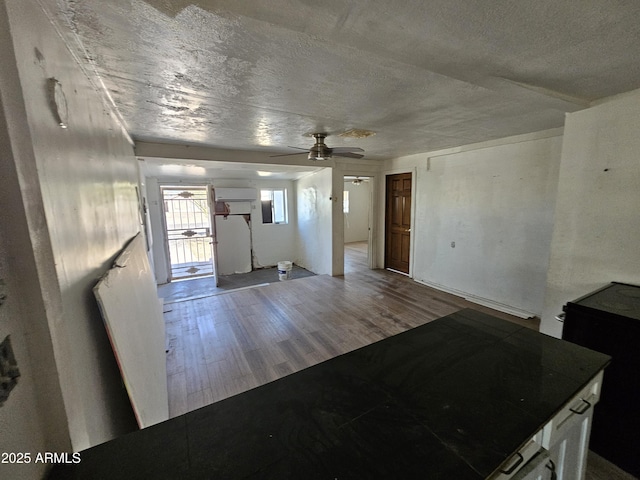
xmin=509 ymin=407 xmax=594 ymax=480
xmin=546 ymin=405 xmax=593 ymax=480
xmin=543 ymin=371 xmax=602 ymax=480
xmin=539 ymin=370 xmax=603 ymax=451
xmin=489 ymin=370 xmax=603 ymax=480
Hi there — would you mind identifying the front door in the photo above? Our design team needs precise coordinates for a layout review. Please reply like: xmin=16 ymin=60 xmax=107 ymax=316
xmin=385 ymin=173 xmax=412 ymax=274
xmin=161 ymin=186 xmax=214 ymax=281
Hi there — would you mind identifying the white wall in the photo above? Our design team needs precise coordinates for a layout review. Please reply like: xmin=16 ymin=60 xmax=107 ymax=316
xmin=137 ymin=168 xmax=155 ymax=272
xmin=3 ymin=0 xmax=140 ymax=454
xmin=540 ymin=89 xmax=640 ymax=337
xmin=296 ymin=168 xmax=334 ymax=275
xmin=1 ymin=6 xmax=71 ymax=473
xmin=344 ymin=180 xmax=371 ymax=243
xmin=242 ymin=179 xmax=297 ymax=268
xmin=146 ymin=177 xmax=170 ymax=283
xmin=382 ymin=131 xmax=563 ymax=317
xmin=0 ymin=228 xmax=58 ymax=480
xmin=216 ymin=213 xmax=252 ymax=275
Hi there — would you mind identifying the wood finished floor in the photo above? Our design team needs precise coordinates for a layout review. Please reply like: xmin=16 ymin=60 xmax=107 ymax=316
xmin=163 ymin=242 xmax=634 ymax=479
xmin=164 ymin=242 xmax=537 ymax=417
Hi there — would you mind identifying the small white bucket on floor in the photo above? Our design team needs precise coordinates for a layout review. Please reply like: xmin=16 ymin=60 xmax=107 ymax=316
xmin=277 ymin=261 xmax=292 ymax=281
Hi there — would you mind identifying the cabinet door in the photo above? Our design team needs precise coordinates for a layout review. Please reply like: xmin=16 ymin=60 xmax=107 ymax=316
xmin=547 ymin=408 xmax=593 ymax=480
xmin=539 ymin=371 xmax=603 ymax=450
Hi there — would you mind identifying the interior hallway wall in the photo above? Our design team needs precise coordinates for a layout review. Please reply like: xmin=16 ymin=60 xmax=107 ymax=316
xmin=296 ymin=168 xmax=333 ymax=275
xmin=383 ymin=130 xmax=562 ymax=317
xmin=1 ymin=4 xmax=71 ymax=475
xmin=214 ymin=179 xmax=297 ymax=269
xmin=344 ymin=180 xmax=370 ymax=243
xmin=3 ymin=0 xmax=140 ymax=453
xmin=541 ymin=89 xmax=640 ymax=337
xmin=146 ymin=177 xmax=169 ymax=283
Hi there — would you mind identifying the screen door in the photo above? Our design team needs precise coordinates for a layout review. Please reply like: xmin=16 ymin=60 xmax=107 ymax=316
xmin=161 ymin=186 xmax=214 ymax=281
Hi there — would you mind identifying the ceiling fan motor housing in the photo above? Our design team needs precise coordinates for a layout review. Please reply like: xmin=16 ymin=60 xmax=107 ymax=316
xmin=309 ymin=133 xmax=330 ymax=160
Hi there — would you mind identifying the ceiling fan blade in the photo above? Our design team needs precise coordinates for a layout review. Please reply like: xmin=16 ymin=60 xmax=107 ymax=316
xmin=334 ymin=152 xmax=364 ymax=159
xmin=269 ymin=151 xmax=309 ymax=158
xmin=330 ymin=147 xmax=365 ymax=153
xmin=285 ymin=146 xmax=310 ymax=151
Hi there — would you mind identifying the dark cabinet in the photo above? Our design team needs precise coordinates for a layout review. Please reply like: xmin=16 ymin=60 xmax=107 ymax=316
xmin=562 ymin=282 xmax=640 ymax=477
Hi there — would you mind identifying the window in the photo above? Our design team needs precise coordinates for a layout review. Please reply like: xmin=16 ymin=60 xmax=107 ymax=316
xmin=343 ymin=190 xmax=349 ymax=213
xmin=261 ymin=188 xmax=288 ymax=224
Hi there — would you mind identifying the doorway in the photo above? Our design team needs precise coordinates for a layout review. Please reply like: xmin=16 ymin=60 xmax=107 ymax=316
xmin=343 ymin=176 xmax=372 ymax=274
xmin=384 ymin=172 xmax=412 ymax=274
xmin=161 ymin=186 xmax=215 ymax=281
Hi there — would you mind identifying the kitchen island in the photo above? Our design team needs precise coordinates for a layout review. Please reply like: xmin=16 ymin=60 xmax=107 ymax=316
xmin=49 ymin=309 xmax=610 ymax=479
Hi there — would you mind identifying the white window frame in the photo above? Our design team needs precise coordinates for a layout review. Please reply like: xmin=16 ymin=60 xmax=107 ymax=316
xmin=260 ymin=188 xmax=288 ymax=225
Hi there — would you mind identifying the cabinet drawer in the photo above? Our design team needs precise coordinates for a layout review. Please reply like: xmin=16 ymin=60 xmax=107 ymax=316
xmin=538 ymin=370 xmax=604 ymax=449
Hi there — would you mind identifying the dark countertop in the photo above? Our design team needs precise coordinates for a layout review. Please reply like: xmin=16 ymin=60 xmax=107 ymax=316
xmin=566 ymin=281 xmax=640 ymax=322
xmin=49 ymin=309 xmax=610 ymax=479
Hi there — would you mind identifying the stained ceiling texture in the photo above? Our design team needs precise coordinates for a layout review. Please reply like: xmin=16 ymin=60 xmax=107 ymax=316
xmin=50 ymin=0 xmax=640 ymax=160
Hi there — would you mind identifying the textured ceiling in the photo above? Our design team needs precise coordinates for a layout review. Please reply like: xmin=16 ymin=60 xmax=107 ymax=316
xmin=49 ymin=0 xmax=640 ymax=160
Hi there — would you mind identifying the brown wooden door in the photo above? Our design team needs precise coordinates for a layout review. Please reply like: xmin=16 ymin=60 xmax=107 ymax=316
xmin=385 ymin=173 xmax=412 ymax=273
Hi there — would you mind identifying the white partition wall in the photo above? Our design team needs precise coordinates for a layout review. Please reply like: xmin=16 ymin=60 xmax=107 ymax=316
xmin=2 ymin=0 xmax=142 ymax=454
xmin=344 ymin=179 xmax=371 ymax=243
xmin=541 ymin=89 xmax=640 ymax=337
xmin=296 ymin=168 xmax=333 ymax=275
xmin=382 ymin=131 xmax=563 ymax=318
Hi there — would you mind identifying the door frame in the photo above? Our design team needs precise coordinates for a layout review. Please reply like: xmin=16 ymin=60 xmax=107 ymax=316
xmin=381 ymin=168 xmax=416 ymax=277
xmin=208 ymin=186 xmax=220 ymax=287
xmin=158 ymin=182 xmax=215 ymax=282
xmin=342 ymin=174 xmax=376 ymax=271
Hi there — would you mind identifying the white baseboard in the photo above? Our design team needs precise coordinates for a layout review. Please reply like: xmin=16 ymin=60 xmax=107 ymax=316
xmin=413 ymin=278 xmax=538 ymax=319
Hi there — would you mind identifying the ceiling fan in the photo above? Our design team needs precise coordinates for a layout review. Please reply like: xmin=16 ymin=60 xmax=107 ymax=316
xmin=271 ymin=133 xmax=364 ymax=161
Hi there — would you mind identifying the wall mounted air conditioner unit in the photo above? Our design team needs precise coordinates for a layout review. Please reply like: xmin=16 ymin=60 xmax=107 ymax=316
xmin=214 ymin=188 xmax=257 ymax=202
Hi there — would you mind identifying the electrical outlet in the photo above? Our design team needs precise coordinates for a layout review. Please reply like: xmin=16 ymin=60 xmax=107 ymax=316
xmin=0 ymin=335 xmax=20 ymax=406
